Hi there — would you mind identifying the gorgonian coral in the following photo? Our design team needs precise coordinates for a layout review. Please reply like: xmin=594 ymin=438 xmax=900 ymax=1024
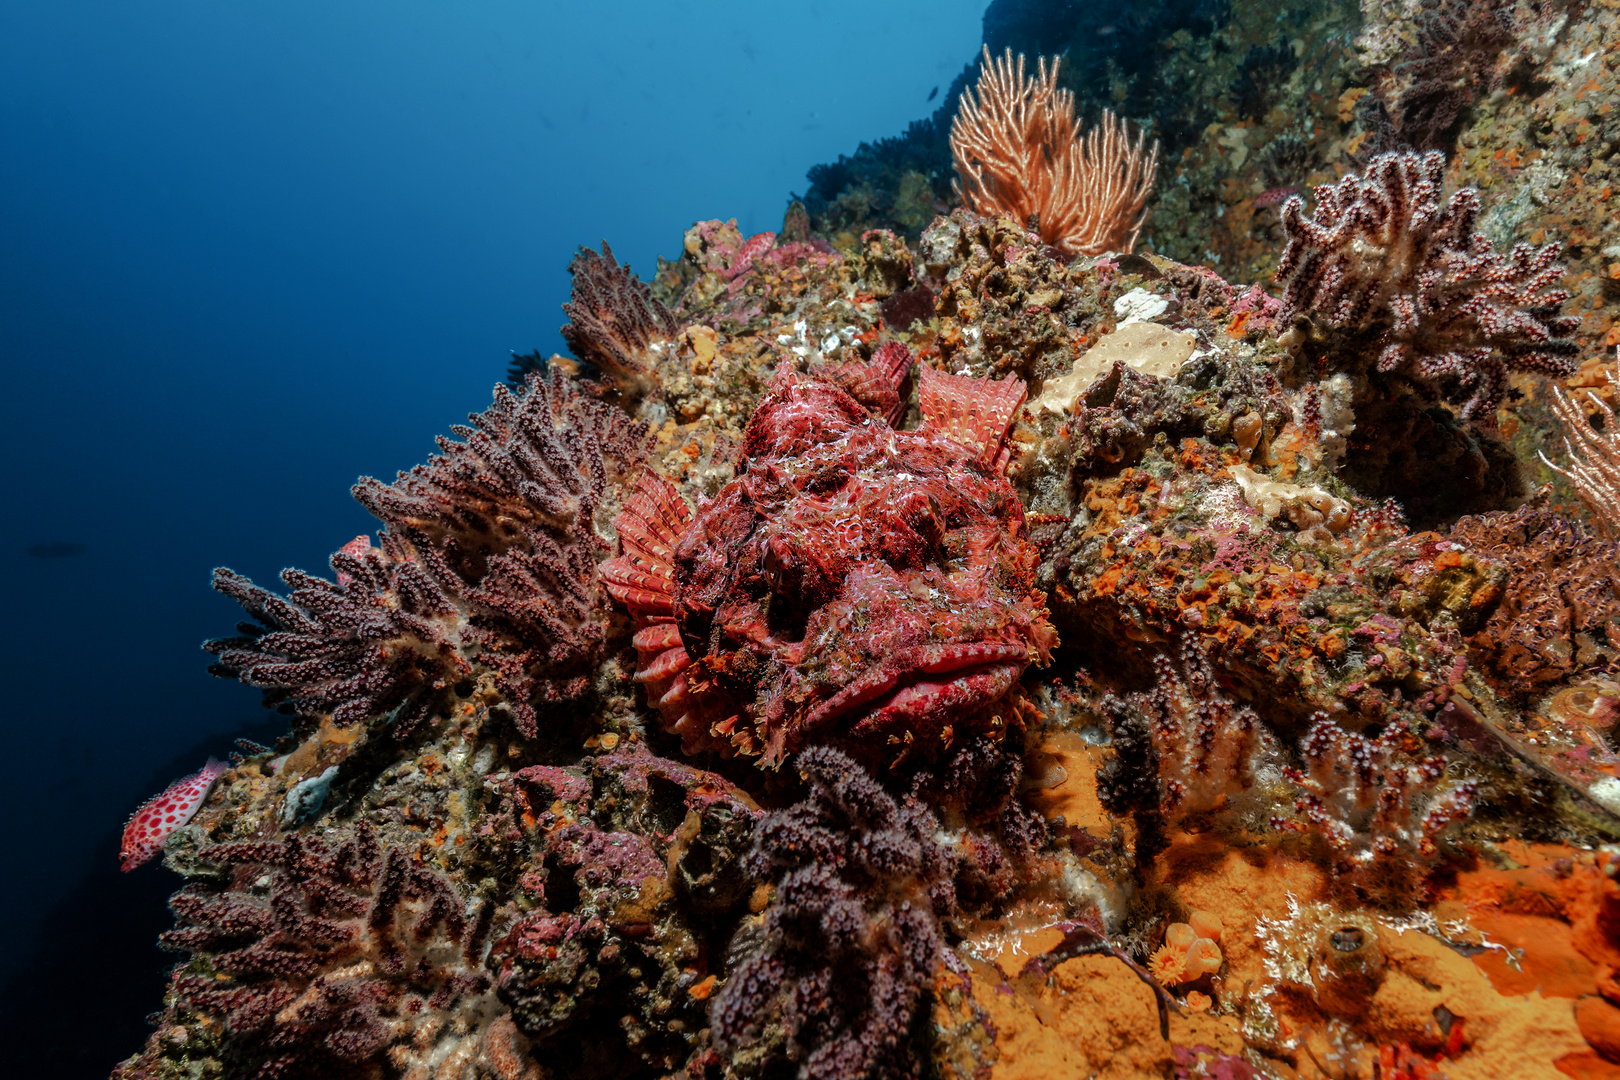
xmin=950 ymin=46 xmax=1158 ymax=256
xmin=210 ymin=369 xmax=650 ymax=738
xmin=602 ymin=352 xmax=1056 ymax=768
xmin=121 ymin=823 xmax=530 ymax=1080
xmin=559 ymin=241 xmax=679 ymax=398
xmin=1275 ymin=716 xmax=1476 ymax=905
xmin=710 ymin=747 xmax=954 ymax=1080
xmin=1276 ymin=150 xmax=1578 ymax=420
xmin=1542 ymin=351 xmax=1620 ymax=538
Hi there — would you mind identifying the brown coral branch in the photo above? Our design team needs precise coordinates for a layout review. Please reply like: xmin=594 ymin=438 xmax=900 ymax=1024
xmin=950 ymin=46 xmax=1158 ymax=256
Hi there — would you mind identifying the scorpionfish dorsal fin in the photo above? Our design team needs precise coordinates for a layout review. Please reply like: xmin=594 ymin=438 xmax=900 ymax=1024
xmin=601 ymin=470 xmax=693 ymax=617
xmin=918 ymin=364 xmax=1026 ymax=470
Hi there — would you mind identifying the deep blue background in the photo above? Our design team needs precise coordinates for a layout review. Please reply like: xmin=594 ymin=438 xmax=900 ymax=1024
xmin=0 ymin=0 xmax=983 ymax=1053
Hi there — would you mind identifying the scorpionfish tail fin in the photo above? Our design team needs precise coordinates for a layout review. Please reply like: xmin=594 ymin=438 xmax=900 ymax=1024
xmin=918 ymin=364 xmax=1026 ymax=470
xmin=601 ymin=470 xmax=692 ymax=617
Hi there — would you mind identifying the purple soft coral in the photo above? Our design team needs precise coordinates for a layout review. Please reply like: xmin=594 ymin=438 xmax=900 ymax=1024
xmin=205 ymin=532 xmax=470 ymax=736
xmin=559 ymin=241 xmax=679 ymax=398
xmin=710 ymin=746 xmax=954 ymax=1080
xmin=210 ymin=369 xmax=650 ymax=738
xmin=144 ymin=824 xmax=514 ymax=1080
xmin=1276 ymin=150 xmax=1577 ymax=420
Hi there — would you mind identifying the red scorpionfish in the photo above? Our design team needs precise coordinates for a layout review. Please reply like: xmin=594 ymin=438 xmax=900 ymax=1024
xmin=602 ymin=342 xmax=1056 ymax=769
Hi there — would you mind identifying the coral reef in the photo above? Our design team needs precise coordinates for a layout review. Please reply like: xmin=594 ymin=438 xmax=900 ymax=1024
xmin=115 ymin=7 xmax=1620 ymax=1070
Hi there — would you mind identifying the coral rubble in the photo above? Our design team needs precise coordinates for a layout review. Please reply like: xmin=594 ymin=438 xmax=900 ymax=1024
xmin=116 ymin=10 xmax=1620 ymax=1077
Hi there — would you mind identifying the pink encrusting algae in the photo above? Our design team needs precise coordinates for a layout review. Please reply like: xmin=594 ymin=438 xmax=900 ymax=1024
xmin=119 ymin=758 xmax=227 ymax=871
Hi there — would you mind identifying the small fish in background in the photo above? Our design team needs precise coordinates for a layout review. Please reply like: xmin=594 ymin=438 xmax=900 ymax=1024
xmin=119 ymin=758 xmax=228 ymax=871
xmin=927 ymin=85 xmax=938 ymax=101
xmin=1253 ymin=185 xmax=1301 ymax=211
xmin=26 ymin=540 xmax=87 ymax=558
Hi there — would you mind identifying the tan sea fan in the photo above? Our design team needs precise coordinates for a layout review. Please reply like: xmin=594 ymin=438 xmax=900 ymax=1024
xmin=1541 ymin=347 xmax=1620 ymax=537
xmin=950 ymin=46 xmax=1159 ymax=256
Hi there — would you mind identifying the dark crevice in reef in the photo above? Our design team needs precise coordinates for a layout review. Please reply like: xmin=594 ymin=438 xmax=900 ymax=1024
xmin=1338 ymin=395 xmax=1528 ymax=530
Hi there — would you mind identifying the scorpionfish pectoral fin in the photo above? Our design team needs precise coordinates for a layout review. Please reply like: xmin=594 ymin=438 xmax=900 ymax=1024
xmin=601 ymin=470 xmax=692 ymax=617
xmin=918 ymin=364 xmax=1026 ymax=471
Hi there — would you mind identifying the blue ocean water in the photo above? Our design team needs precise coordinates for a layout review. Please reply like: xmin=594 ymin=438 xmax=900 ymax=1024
xmin=0 ymin=0 xmax=982 ymax=1062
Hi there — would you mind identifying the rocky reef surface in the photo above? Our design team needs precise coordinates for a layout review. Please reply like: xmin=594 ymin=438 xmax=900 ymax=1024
xmin=112 ymin=3 xmax=1620 ymax=1079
